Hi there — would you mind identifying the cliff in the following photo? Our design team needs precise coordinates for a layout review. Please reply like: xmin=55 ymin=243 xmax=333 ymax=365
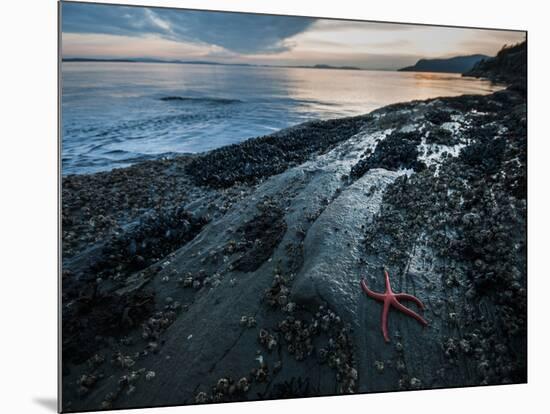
xmin=465 ymin=41 xmax=527 ymax=94
xmin=398 ymin=54 xmax=488 ymax=73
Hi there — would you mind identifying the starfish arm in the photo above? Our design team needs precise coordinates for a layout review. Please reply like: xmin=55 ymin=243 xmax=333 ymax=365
xmin=395 ymin=293 xmax=426 ymax=310
xmin=360 ymin=279 xmax=386 ymax=301
xmin=392 ymin=299 xmax=428 ymax=327
xmin=384 ymin=270 xmax=393 ymax=293
xmin=382 ymin=299 xmax=391 ymax=342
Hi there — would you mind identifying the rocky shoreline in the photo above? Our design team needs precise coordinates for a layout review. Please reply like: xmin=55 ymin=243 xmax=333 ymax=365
xmin=61 ymin=76 xmax=526 ymax=410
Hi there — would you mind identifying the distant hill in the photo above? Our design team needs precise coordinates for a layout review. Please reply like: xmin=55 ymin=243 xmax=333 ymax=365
xmin=464 ymin=41 xmax=526 ymax=94
xmin=399 ymin=54 xmax=488 ymax=74
xmin=63 ymin=57 xmax=136 ymax=63
xmin=308 ymin=64 xmax=361 ymax=70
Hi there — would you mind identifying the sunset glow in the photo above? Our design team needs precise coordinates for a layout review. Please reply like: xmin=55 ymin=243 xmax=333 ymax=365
xmin=61 ymin=2 xmax=525 ymax=70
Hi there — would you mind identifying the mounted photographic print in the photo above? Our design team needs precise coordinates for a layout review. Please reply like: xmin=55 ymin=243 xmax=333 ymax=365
xmin=59 ymin=1 xmax=527 ymax=412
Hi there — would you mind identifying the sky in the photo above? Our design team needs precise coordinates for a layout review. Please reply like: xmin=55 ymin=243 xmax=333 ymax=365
xmin=61 ymin=2 xmax=526 ymax=70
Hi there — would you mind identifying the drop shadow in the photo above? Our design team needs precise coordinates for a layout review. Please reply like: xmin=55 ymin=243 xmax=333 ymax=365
xmin=33 ymin=397 xmax=58 ymax=412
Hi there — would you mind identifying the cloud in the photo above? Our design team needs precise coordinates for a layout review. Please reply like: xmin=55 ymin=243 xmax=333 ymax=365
xmin=457 ymin=30 xmax=526 ymax=55
xmin=62 ymin=33 xmax=224 ymax=60
xmin=61 ymin=2 xmax=525 ymax=69
xmin=311 ymin=20 xmax=415 ymax=33
xmin=61 ymin=2 xmax=316 ymax=54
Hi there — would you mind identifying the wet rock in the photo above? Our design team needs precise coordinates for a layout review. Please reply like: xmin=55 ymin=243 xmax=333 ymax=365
xmin=194 ymin=391 xmax=209 ymax=404
xmin=425 ymin=110 xmax=452 ymax=125
xmin=62 ymin=289 xmax=155 ymax=364
xmin=231 ymin=198 xmax=287 ymax=272
xmin=350 ymin=131 xmax=426 ymax=179
xmin=426 ymin=126 xmax=454 ymax=145
xmin=186 ymin=117 xmax=365 ymax=188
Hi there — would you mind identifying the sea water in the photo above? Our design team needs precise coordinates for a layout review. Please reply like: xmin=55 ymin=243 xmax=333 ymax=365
xmin=61 ymin=62 xmax=502 ymax=175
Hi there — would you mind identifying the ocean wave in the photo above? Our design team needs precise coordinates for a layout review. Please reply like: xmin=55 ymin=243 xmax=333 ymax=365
xmin=68 ymin=112 xmax=217 ymax=143
xmin=62 ymin=150 xmax=182 ymax=175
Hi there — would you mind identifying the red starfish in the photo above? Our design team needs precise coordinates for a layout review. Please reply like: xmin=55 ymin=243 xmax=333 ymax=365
xmin=360 ymin=270 xmax=427 ymax=342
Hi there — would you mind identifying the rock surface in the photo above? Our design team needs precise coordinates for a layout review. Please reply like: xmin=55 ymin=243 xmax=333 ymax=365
xmin=61 ymin=86 xmax=526 ymax=412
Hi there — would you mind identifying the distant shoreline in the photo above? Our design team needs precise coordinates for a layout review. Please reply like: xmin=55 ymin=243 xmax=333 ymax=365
xmin=62 ymin=58 xmax=365 ymax=71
